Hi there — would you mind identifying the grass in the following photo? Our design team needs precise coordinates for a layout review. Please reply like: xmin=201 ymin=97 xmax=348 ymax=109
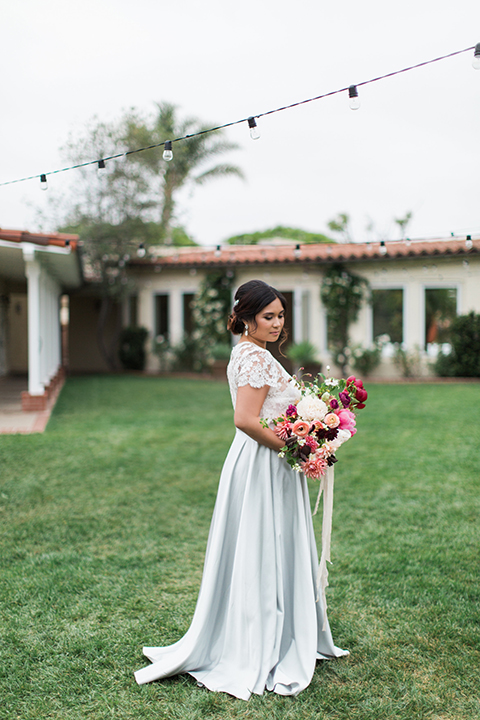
xmin=0 ymin=376 xmax=479 ymax=720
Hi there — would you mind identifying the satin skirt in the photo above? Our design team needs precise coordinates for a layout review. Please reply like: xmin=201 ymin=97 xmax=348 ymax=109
xmin=134 ymin=429 xmax=348 ymax=700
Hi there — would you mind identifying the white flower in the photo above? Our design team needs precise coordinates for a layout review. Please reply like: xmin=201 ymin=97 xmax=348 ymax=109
xmin=296 ymin=394 xmax=328 ymax=423
xmin=330 ymin=428 xmax=351 ymax=450
xmin=324 ymin=378 xmax=338 ymax=387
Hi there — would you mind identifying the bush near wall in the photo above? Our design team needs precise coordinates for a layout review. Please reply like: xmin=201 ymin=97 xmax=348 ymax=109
xmin=435 ymin=312 xmax=480 ymax=377
xmin=118 ymin=326 xmax=149 ymax=370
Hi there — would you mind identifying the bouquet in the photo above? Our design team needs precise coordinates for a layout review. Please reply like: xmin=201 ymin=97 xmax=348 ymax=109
xmin=262 ymin=372 xmax=368 ymax=480
xmin=262 ymin=370 xmax=368 ymax=627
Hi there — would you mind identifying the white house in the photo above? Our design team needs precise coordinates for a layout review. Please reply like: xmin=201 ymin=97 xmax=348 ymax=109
xmin=125 ymin=236 xmax=480 ymax=377
xmin=0 ymin=229 xmax=82 ymax=409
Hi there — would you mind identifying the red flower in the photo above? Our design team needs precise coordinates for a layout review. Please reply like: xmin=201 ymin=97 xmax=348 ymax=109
xmin=355 ymin=387 xmax=368 ymax=403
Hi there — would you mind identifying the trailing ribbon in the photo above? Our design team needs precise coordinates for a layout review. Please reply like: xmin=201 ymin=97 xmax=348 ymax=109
xmin=313 ymin=465 xmax=335 ymax=630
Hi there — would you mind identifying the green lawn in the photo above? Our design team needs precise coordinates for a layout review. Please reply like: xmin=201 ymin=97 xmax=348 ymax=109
xmin=1 ymin=376 xmax=479 ymax=720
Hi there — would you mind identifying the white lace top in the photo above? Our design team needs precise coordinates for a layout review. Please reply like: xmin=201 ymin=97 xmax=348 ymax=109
xmin=227 ymin=342 xmax=301 ymax=421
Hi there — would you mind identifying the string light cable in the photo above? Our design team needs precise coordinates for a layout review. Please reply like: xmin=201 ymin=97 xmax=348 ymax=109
xmin=0 ymin=43 xmax=477 ymax=189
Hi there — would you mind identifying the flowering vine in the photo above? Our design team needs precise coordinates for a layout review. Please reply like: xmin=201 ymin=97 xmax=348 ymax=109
xmin=320 ymin=263 xmax=369 ymax=375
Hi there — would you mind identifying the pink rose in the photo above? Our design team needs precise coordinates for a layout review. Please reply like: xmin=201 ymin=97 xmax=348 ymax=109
xmin=337 ymin=408 xmax=357 ymax=435
xmin=274 ymin=419 xmax=292 ymax=440
xmin=347 ymin=375 xmax=356 ymax=384
xmin=324 ymin=412 xmax=340 ymax=429
xmin=354 ymin=378 xmax=364 ymax=388
xmin=291 ymin=419 xmax=311 ymax=437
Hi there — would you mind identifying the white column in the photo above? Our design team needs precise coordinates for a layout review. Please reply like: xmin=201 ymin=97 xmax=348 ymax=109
xmin=404 ymin=281 xmax=424 ymax=350
xmin=138 ymin=283 xmax=154 ymax=332
xmin=24 ymin=253 xmax=44 ymax=395
xmin=293 ymin=287 xmax=303 ymax=343
xmin=169 ymin=289 xmax=183 ymax=345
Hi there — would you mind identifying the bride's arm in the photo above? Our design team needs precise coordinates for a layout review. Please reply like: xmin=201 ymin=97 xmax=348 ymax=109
xmin=234 ymin=384 xmax=285 ymax=451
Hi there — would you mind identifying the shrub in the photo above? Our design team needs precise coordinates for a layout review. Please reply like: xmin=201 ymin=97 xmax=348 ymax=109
xmin=118 ymin=326 xmax=149 ymax=370
xmin=435 ymin=312 xmax=480 ymax=377
xmin=351 ymin=343 xmax=382 ymax=376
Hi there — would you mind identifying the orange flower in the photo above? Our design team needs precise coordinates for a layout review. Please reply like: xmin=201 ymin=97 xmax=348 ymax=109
xmin=291 ymin=419 xmax=311 ymax=437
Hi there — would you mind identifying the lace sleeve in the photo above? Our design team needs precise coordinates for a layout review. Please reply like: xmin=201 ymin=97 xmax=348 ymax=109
xmin=236 ymin=345 xmax=281 ymax=389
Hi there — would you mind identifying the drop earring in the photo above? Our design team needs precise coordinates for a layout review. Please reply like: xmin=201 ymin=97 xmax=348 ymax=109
xmin=244 ymin=324 xmax=248 ymax=336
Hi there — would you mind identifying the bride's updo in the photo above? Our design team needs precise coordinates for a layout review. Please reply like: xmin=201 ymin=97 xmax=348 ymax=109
xmin=227 ymin=280 xmax=288 ymax=346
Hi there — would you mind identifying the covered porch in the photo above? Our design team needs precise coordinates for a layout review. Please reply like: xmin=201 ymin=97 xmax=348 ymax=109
xmin=0 ymin=229 xmax=82 ymax=413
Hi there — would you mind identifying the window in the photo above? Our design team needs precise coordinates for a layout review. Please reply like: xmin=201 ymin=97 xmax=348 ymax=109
xmin=155 ymin=294 xmax=169 ymax=339
xmin=183 ymin=293 xmax=195 ymax=335
xmin=372 ymin=289 xmax=403 ymax=343
xmin=425 ymin=288 xmax=457 ymax=349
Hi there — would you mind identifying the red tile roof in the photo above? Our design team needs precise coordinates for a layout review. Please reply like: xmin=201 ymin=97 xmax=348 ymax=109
xmin=0 ymin=228 xmax=79 ymax=249
xmin=130 ymin=236 xmax=480 ymax=269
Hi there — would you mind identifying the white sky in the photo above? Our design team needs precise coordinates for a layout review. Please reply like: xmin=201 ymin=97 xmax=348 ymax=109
xmin=1 ymin=0 xmax=479 ymax=246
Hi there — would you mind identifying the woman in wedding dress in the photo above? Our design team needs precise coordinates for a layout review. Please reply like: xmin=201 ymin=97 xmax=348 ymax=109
xmin=134 ymin=280 xmax=348 ymax=700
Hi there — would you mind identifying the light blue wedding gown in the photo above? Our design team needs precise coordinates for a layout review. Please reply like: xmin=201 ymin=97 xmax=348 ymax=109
xmin=134 ymin=342 xmax=348 ymax=700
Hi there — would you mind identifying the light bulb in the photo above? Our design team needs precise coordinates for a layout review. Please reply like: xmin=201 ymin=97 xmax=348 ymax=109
xmin=379 ymin=240 xmax=387 ymax=255
xmin=466 ymin=235 xmax=473 ymax=249
xmin=247 ymin=117 xmax=260 ymax=140
xmin=348 ymin=85 xmax=360 ymax=110
xmin=163 ymin=141 xmax=173 ymax=161
xmin=97 ymin=159 xmax=107 ymax=175
xmin=137 ymin=243 xmax=146 ymax=258
xmin=40 ymin=174 xmax=48 ymax=191
xmin=473 ymin=43 xmax=480 ymax=70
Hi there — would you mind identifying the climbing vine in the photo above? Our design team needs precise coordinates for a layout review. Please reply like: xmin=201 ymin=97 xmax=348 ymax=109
xmin=320 ymin=263 xmax=369 ymax=374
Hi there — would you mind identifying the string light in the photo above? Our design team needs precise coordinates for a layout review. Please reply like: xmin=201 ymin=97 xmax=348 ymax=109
xmin=348 ymin=85 xmax=360 ymax=110
xmin=137 ymin=243 xmax=146 ymax=258
xmin=0 ymin=44 xmax=476 ymax=189
xmin=247 ymin=117 xmax=260 ymax=140
xmin=163 ymin=141 xmax=173 ymax=161
xmin=466 ymin=235 xmax=473 ymax=249
xmin=473 ymin=43 xmax=480 ymax=69
xmin=97 ymin=159 xmax=107 ymax=174
xmin=40 ymin=174 xmax=48 ymax=191
xmin=379 ymin=240 xmax=387 ymax=255
xmin=294 ymin=244 xmax=301 ymax=259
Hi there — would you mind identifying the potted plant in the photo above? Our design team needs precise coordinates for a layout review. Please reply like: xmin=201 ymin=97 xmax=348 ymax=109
xmin=286 ymin=341 xmax=322 ymax=378
xmin=210 ymin=342 xmax=232 ymax=379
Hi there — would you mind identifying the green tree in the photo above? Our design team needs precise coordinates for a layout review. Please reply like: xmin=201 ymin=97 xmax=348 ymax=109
xmin=56 ymin=105 xmax=241 ymax=369
xmin=225 ymin=226 xmax=333 ymax=245
xmin=394 ymin=211 xmax=413 ymax=239
xmin=120 ymin=102 xmax=244 ymax=243
xmin=327 ymin=213 xmax=352 ymax=243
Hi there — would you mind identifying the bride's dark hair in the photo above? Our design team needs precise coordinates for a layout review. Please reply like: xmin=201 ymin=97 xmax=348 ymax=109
xmin=227 ymin=280 xmax=288 ymax=350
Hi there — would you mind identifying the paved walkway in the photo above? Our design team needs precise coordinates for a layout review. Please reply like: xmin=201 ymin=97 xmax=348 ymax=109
xmin=0 ymin=376 xmax=58 ymax=434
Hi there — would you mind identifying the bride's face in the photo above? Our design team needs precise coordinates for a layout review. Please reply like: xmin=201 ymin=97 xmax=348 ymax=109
xmin=248 ymin=298 xmax=285 ymax=346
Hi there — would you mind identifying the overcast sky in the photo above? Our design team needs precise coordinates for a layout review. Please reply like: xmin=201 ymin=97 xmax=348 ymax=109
xmin=1 ymin=0 xmax=479 ymax=246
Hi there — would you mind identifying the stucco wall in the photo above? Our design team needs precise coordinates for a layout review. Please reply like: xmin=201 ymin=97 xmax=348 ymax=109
xmin=69 ymin=295 xmax=122 ymax=372
xmin=129 ymin=253 xmax=480 ymax=377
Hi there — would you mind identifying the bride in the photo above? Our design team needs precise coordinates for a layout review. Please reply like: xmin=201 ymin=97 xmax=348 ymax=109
xmin=134 ymin=279 xmax=348 ymax=700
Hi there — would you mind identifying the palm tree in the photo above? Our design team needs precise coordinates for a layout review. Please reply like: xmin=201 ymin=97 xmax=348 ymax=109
xmin=121 ymin=102 xmax=244 ymax=243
